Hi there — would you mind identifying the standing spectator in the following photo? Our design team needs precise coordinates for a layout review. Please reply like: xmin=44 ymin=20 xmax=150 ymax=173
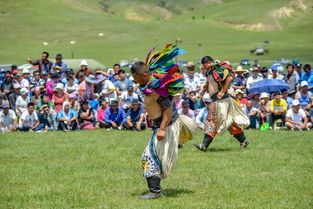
xmin=37 ymin=105 xmax=58 ymax=131
xmin=18 ymin=102 xmax=40 ymax=131
xmin=76 ymin=60 xmax=92 ymax=78
xmin=0 ymin=71 xmax=14 ymax=98
xmin=8 ymin=83 xmax=21 ymax=110
xmin=269 ymin=92 xmax=287 ymax=129
xmin=195 ymin=97 xmax=211 ymax=130
xmin=27 ymin=51 xmax=53 ymax=74
xmin=78 ymin=74 xmax=96 ymax=99
xmin=64 ymin=76 xmax=78 ymax=94
xmin=232 ymin=66 xmax=247 ymax=91
xmin=178 ymin=100 xmax=195 ymax=120
xmin=16 ymin=88 xmax=30 ymax=117
xmin=295 ymin=81 xmax=312 ymax=116
xmin=285 ymin=64 xmax=299 ymax=96
xmin=115 ymin=70 xmax=132 ymax=96
xmin=78 ymin=101 xmax=95 ymax=130
xmin=97 ymin=97 xmax=109 ymax=128
xmin=120 ymin=85 xmax=139 ymax=111
xmin=104 ymin=100 xmax=126 ymax=129
xmin=269 ymin=65 xmax=284 ymax=80
xmin=124 ymin=99 xmax=145 ymax=131
xmin=0 ymin=102 xmax=17 ymax=132
xmin=184 ymin=69 xmax=201 ymax=94
xmin=52 ymin=83 xmax=68 ymax=113
xmin=300 ymin=64 xmax=313 ymax=93
xmin=285 ymin=100 xmax=312 ymax=130
xmin=51 ymin=54 xmax=67 ymax=73
xmin=57 ymin=102 xmax=78 ymax=131
xmin=242 ymin=100 xmax=259 ymax=129
xmin=258 ymin=92 xmax=271 ymax=125
xmin=246 ymin=65 xmax=263 ymax=90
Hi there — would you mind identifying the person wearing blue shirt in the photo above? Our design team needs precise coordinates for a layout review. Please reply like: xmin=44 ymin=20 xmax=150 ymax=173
xmin=57 ymin=101 xmax=78 ymax=131
xmin=62 ymin=69 xmax=79 ymax=85
xmin=124 ymin=99 xmax=145 ymax=131
xmin=242 ymin=100 xmax=259 ymax=129
xmin=300 ymin=64 xmax=313 ymax=93
xmin=51 ymin=54 xmax=68 ymax=73
xmin=115 ymin=70 xmax=133 ymax=95
xmin=195 ymin=98 xmax=211 ymax=129
xmin=104 ymin=100 xmax=126 ymax=129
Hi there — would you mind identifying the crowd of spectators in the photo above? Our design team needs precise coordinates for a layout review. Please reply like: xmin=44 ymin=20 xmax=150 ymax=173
xmin=0 ymin=51 xmax=312 ymax=133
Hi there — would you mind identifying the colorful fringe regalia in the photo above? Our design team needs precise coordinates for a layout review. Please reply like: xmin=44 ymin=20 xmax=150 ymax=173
xmin=204 ymin=62 xmax=235 ymax=91
xmin=140 ymin=44 xmax=185 ymax=97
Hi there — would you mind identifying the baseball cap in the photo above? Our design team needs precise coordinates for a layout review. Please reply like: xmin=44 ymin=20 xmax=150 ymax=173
xmin=110 ymin=100 xmax=118 ymax=106
xmin=131 ymin=99 xmax=139 ymax=104
xmin=292 ymin=100 xmax=300 ymax=106
xmin=301 ymin=81 xmax=308 ymax=87
xmin=56 ymin=54 xmax=62 ymax=59
xmin=127 ymin=85 xmax=134 ymax=91
xmin=270 ymin=65 xmax=278 ymax=71
xmin=182 ymin=100 xmax=190 ymax=107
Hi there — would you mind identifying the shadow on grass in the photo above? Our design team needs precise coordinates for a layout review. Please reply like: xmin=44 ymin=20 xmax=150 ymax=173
xmin=133 ymin=188 xmax=194 ymax=198
xmin=207 ymin=147 xmax=234 ymax=152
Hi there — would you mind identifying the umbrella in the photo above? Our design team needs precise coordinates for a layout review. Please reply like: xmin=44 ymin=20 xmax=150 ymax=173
xmin=249 ymin=79 xmax=289 ymax=94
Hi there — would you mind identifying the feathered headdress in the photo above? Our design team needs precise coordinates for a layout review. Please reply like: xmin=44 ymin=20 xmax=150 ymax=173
xmin=141 ymin=44 xmax=186 ymax=97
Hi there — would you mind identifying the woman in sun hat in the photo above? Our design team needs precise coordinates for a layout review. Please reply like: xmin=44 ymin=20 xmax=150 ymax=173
xmin=15 ymin=88 xmax=30 ymax=117
xmin=78 ymin=74 xmax=97 ymax=100
xmin=52 ymin=83 xmax=68 ymax=113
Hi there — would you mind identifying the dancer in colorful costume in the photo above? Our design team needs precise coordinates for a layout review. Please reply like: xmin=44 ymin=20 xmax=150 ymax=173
xmin=131 ymin=44 xmax=197 ymax=199
xmin=194 ymin=56 xmax=250 ymax=151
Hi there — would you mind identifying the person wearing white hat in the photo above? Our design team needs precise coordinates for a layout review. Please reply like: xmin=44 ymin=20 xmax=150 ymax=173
xmin=285 ymin=100 xmax=312 ymax=130
xmin=232 ymin=66 xmax=247 ymax=92
xmin=246 ymin=65 xmax=263 ymax=89
xmin=76 ymin=59 xmax=92 ymax=78
xmin=258 ymin=92 xmax=270 ymax=124
xmin=0 ymin=102 xmax=17 ymax=132
xmin=15 ymin=88 xmax=30 ymax=117
xmin=195 ymin=97 xmax=212 ymax=130
xmin=234 ymin=89 xmax=247 ymax=108
xmin=295 ymin=80 xmax=312 ymax=117
xmin=52 ymin=83 xmax=69 ymax=113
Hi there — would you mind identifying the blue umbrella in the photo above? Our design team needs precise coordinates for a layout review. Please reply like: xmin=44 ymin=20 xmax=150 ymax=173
xmin=249 ymin=79 xmax=290 ymax=94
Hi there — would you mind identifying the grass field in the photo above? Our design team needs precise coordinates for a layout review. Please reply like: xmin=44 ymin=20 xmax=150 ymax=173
xmin=1 ymin=130 xmax=312 ymax=208
xmin=0 ymin=0 xmax=313 ymax=68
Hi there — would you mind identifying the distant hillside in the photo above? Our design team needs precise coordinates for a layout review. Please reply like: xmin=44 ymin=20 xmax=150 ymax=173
xmin=0 ymin=0 xmax=312 ymax=67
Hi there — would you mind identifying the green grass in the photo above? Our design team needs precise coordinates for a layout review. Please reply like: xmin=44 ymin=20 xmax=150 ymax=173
xmin=1 ymin=130 xmax=312 ymax=208
xmin=0 ymin=0 xmax=312 ymax=68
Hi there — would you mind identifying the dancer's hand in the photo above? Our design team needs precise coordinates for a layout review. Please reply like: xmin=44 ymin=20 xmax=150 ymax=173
xmin=156 ymin=129 xmax=165 ymax=141
xmin=217 ymin=91 xmax=224 ymax=100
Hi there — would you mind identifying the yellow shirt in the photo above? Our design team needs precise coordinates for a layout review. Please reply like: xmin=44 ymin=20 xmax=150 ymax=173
xmin=270 ymin=98 xmax=287 ymax=114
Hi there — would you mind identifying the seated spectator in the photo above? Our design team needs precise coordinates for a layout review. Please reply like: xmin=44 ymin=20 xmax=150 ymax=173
xmin=37 ymin=105 xmax=58 ymax=131
xmin=18 ymin=102 xmax=40 ymax=131
xmin=37 ymin=94 xmax=53 ymax=110
xmin=75 ymin=60 xmax=92 ymax=77
xmin=30 ymin=70 xmax=45 ymax=94
xmin=46 ymin=73 xmax=60 ymax=100
xmin=64 ymin=76 xmax=78 ymax=94
xmin=0 ymin=93 xmax=7 ymax=110
xmin=124 ymin=99 xmax=145 ymax=131
xmin=115 ymin=70 xmax=132 ymax=96
xmin=78 ymin=74 xmax=97 ymax=100
xmin=242 ymin=100 xmax=259 ymax=129
xmin=295 ymin=81 xmax=312 ymax=117
xmin=0 ymin=71 xmax=14 ymax=98
xmin=188 ymin=91 xmax=202 ymax=111
xmin=109 ymin=64 xmax=121 ymax=82
xmin=89 ymin=93 xmax=100 ymax=112
xmin=120 ymin=85 xmax=139 ymax=111
xmin=281 ymin=89 xmax=293 ymax=108
xmin=258 ymin=92 xmax=271 ymax=125
xmin=20 ymin=68 xmax=31 ymax=89
xmin=62 ymin=69 xmax=78 ymax=85
xmin=251 ymin=93 xmax=260 ymax=108
xmin=97 ymin=97 xmax=109 ymax=128
xmin=234 ymin=89 xmax=247 ymax=108
xmin=286 ymin=100 xmax=312 ymax=130
xmin=32 ymin=87 xmax=42 ymax=109
xmin=300 ymin=64 xmax=313 ymax=93
xmin=57 ymin=102 xmax=78 ymax=131
xmin=195 ymin=97 xmax=211 ymax=130
xmin=269 ymin=92 xmax=287 ymax=129
xmin=52 ymin=83 xmax=68 ymax=113
xmin=8 ymin=83 xmax=21 ymax=110
xmin=16 ymin=88 xmax=30 ymax=117
xmin=69 ymin=94 xmax=80 ymax=113
xmin=285 ymin=64 xmax=299 ymax=97
xmin=184 ymin=69 xmax=201 ymax=93
xmin=104 ymin=100 xmax=126 ymax=129
xmin=78 ymin=101 xmax=95 ymax=130
xmin=99 ymin=75 xmax=117 ymax=101
xmin=0 ymin=102 xmax=17 ymax=132
xmin=178 ymin=100 xmax=195 ymax=120
xmin=27 ymin=51 xmax=52 ymax=75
